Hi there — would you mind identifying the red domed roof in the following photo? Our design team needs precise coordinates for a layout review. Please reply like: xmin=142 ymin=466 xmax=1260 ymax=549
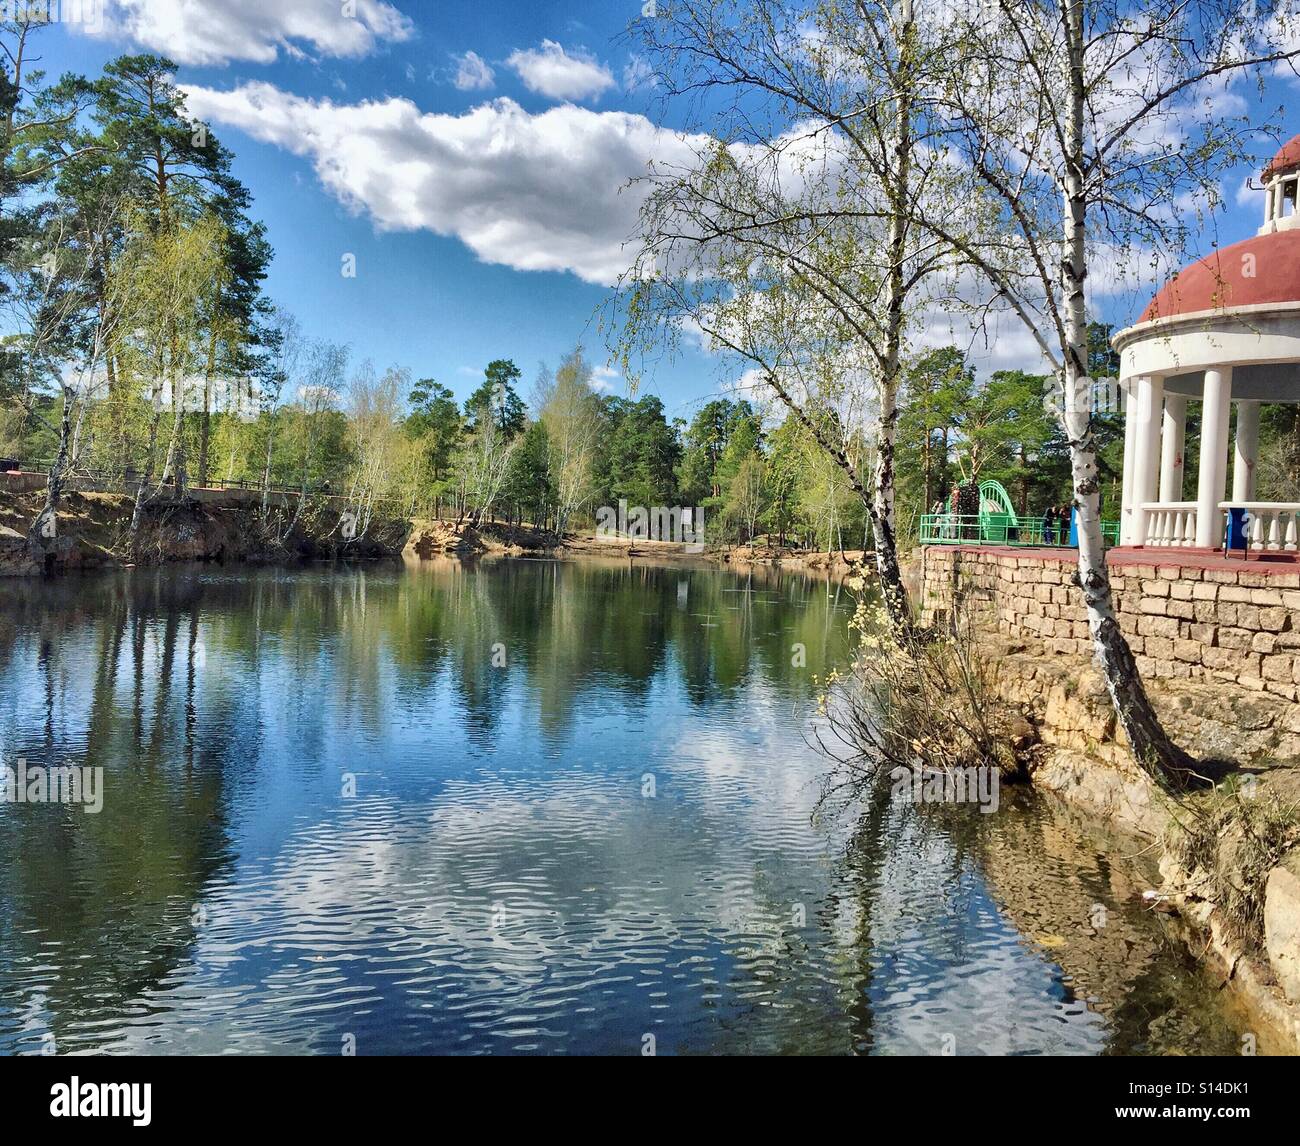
xmin=1140 ymin=230 xmax=1300 ymax=322
xmin=1263 ymin=135 xmax=1300 ymax=180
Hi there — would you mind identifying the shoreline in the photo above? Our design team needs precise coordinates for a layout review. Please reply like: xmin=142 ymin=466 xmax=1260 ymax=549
xmin=1 ymin=489 xmax=871 ymax=579
xmin=402 ymin=516 xmax=869 ymax=574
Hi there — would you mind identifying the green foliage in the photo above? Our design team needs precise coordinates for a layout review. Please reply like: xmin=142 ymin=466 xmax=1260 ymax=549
xmin=894 ymin=336 xmax=1128 ymax=540
xmin=678 ymin=398 xmax=758 ymax=503
xmin=466 ymin=360 xmax=526 ymax=437
xmin=503 ymin=420 xmax=554 ymax=525
xmin=724 ymin=451 xmax=767 ymax=545
xmin=594 ymin=394 xmax=682 ymax=509
xmin=896 ymin=348 xmax=973 ymax=530
xmin=407 ymin=378 xmax=462 ymax=483
xmin=1257 ymin=403 xmax=1300 ymax=502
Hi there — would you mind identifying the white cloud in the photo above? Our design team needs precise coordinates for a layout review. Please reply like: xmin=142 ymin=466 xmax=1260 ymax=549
xmin=623 ymin=55 xmax=656 ymax=92
xmin=506 ymin=41 xmax=615 ymax=102
xmin=590 ymin=364 xmax=620 ymax=392
xmin=911 ymin=303 xmax=1053 ymax=377
xmin=180 ymin=81 xmax=703 ymax=286
xmin=453 ymin=50 xmax=495 ymax=92
xmin=85 ymin=0 xmax=413 ymax=66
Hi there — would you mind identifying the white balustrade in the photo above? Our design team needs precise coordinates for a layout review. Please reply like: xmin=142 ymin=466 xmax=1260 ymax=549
xmin=1220 ymin=502 xmax=1300 ymax=552
xmin=1140 ymin=502 xmax=1199 ymax=547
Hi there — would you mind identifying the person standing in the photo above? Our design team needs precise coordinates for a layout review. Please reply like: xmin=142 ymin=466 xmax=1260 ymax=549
xmin=1041 ymin=504 xmax=1056 ymax=547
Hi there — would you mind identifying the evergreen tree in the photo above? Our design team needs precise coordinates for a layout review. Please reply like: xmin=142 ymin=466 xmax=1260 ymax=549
xmin=466 ymin=359 xmax=526 ymax=437
xmin=503 ymin=420 xmax=553 ymax=526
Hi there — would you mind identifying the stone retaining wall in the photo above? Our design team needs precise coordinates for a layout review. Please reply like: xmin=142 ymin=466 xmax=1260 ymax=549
xmin=921 ymin=545 xmax=1300 ymax=703
xmin=920 ymin=543 xmax=1300 ymax=1044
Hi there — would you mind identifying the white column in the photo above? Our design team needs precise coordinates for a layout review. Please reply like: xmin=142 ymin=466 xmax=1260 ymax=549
xmin=1131 ymin=374 xmax=1164 ymax=547
xmin=1232 ymin=400 xmax=1261 ymax=503
xmin=1195 ymin=367 xmax=1233 ymax=548
xmin=1158 ymin=394 xmax=1187 ymax=503
xmin=1119 ymin=378 xmax=1138 ymax=544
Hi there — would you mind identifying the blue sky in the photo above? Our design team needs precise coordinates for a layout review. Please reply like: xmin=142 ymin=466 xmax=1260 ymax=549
xmin=30 ymin=0 xmax=1296 ymax=413
xmin=37 ymin=0 xmax=727 ymax=418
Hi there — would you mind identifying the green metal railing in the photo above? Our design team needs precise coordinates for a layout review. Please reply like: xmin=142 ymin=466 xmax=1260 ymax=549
xmin=919 ymin=513 xmax=1120 ymax=547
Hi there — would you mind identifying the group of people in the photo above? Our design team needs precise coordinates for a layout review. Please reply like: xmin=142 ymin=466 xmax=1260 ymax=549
xmin=1040 ymin=504 xmax=1072 ymax=546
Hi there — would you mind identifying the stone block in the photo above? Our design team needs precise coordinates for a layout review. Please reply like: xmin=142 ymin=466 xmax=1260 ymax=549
xmin=1137 ymin=615 xmax=1180 ymax=639
xmin=1202 ymin=646 xmax=1242 ymax=672
xmin=1262 ymin=654 xmax=1295 ymax=683
xmin=1252 ymin=631 xmax=1278 ymax=655
xmin=1145 ymin=635 xmax=1174 ymax=660
xmin=1216 ymin=627 xmax=1253 ymax=651
xmin=1250 ymin=587 xmax=1285 ymax=607
xmin=1259 ymin=607 xmax=1289 ymax=632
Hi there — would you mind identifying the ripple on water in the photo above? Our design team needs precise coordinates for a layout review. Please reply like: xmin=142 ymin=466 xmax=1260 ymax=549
xmin=0 ymin=562 xmax=1260 ymax=1055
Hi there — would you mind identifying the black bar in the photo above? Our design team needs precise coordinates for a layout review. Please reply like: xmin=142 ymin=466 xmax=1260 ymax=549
xmin=0 ymin=1054 xmax=1293 ymax=1132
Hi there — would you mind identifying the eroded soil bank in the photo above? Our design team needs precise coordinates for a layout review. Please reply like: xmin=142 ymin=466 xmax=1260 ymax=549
xmin=0 ymin=490 xmax=409 ymax=575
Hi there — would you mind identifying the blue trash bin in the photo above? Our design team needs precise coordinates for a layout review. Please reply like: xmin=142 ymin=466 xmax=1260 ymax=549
xmin=1224 ymin=506 xmax=1250 ymax=556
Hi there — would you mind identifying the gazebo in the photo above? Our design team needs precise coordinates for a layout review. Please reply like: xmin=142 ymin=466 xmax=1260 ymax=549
xmin=1112 ymin=135 xmax=1300 ymax=555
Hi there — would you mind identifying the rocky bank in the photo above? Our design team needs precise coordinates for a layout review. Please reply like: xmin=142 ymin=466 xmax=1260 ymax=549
xmin=0 ymin=489 xmax=410 ymax=574
xmin=942 ymin=619 xmax=1300 ymax=1052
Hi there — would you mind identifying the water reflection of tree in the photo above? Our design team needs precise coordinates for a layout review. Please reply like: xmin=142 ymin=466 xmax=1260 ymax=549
xmin=298 ymin=557 xmax=855 ymax=746
xmin=0 ymin=558 xmax=854 ymax=1051
xmin=835 ymin=786 xmax=896 ymax=1053
xmin=0 ymin=573 xmax=242 ymax=1053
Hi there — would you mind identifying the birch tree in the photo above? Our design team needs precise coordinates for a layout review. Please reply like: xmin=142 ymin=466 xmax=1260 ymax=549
xmin=4 ymin=204 xmax=128 ymax=561
xmin=458 ymin=408 xmax=520 ymax=525
xmin=345 ymin=363 xmax=407 ymax=542
xmin=257 ymin=306 xmax=301 ymax=519
xmin=928 ymin=0 xmax=1300 ymax=786
xmin=115 ymin=213 xmax=225 ymax=537
xmin=728 ymin=452 xmax=768 ymax=547
xmin=275 ymin=338 xmax=347 ymax=543
xmin=537 ymin=347 xmax=601 ymax=535
xmin=618 ymin=0 xmax=963 ymax=633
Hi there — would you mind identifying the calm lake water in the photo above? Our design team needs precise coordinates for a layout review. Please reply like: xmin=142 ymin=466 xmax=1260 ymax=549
xmin=0 ymin=559 xmax=1258 ymax=1055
